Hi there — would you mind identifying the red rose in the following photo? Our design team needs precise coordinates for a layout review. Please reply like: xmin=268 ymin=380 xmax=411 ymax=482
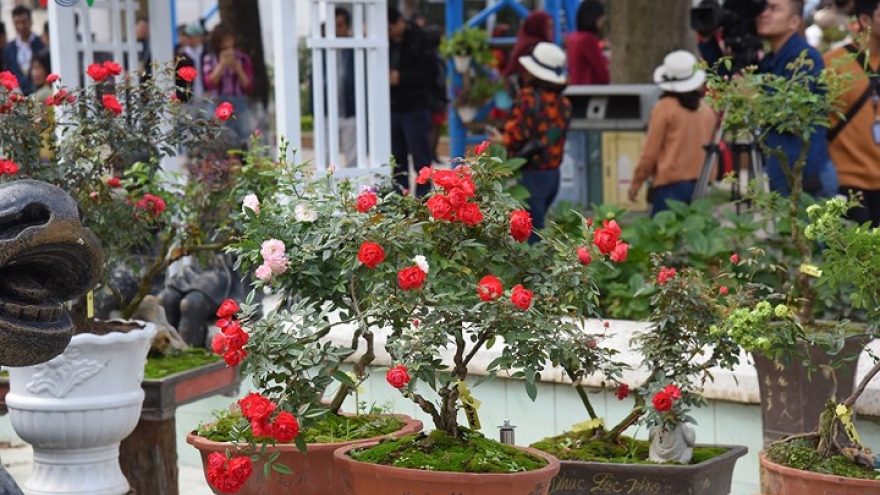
xmin=106 ymin=177 xmax=121 ymax=188
xmin=477 ymin=275 xmax=503 ymax=301
xmin=426 ymin=194 xmax=454 ymax=221
xmin=593 ymin=220 xmax=621 ymax=254
xmin=177 ymin=66 xmax=198 ymax=82
xmin=459 ymin=177 xmax=476 ymax=197
xmin=217 ymin=299 xmax=240 ymax=318
xmin=102 ymin=94 xmax=123 ymax=115
xmin=86 ymin=63 xmax=109 ymax=82
xmin=663 ymin=384 xmax=681 ymax=400
xmin=216 ymin=317 xmax=232 ymax=329
xmin=215 ymin=102 xmax=234 ymax=121
xmin=357 ymin=242 xmax=385 ymax=268
xmin=0 ymin=71 xmax=19 ymax=91
xmin=456 ymin=203 xmax=484 ymax=226
xmin=271 ymin=411 xmax=300 ymax=442
xmin=211 ymin=332 xmax=227 ymax=355
xmin=223 ymin=321 xmax=248 ymax=350
xmin=474 ymin=140 xmax=490 ymax=155
xmin=416 ymin=166 xmax=433 ymax=185
xmin=730 ymin=253 xmax=739 ymax=264
xmin=386 ymin=365 xmax=410 ymax=388
xmin=652 ymin=391 xmax=673 ymax=412
xmin=67 ymin=94 xmax=76 ymax=103
xmin=397 ymin=266 xmax=426 ymax=290
xmin=719 ymin=286 xmax=729 ymax=295
xmin=657 ymin=266 xmax=677 ymax=285
xmin=250 ymin=418 xmax=272 ymax=438
xmin=207 ymin=452 xmax=226 ymax=471
xmin=212 ymin=473 xmax=242 ymax=494
xmin=510 ymin=210 xmax=533 ymax=243
xmin=576 ymin=246 xmax=592 ymax=265
xmin=447 ymin=187 xmax=467 ymax=208
xmin=223 ymin=348 xmax=246 ymax=366
xmin=238 ymin=393 xmax=276 ymax=422
xmin=227 ymin=456 xmax=253 ymax=485
xmin=432 ymin=169 xmax=461 ymax=189
xmin=103 ymin=61 xmax=123 ymax=76
xmin=356 ymin=192 xmax=377 ymax=213
xmin=610 ymin=241 xmax=629 ymax=262
xmin=135 ymin=193 xmax=166 ymax=218
xmin=1 ymin=160 xmax=19 ymax=176
xmin=615 ymin=383 xmax=629 ymax=400
xmin=511 ymin=284 xmax=533 ymax=310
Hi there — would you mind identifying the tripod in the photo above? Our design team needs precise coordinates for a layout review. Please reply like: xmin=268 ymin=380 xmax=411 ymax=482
xmin=692 ymin=110 xmax=767 ymax=211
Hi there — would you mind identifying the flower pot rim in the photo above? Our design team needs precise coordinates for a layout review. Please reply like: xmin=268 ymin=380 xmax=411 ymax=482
xmin=186 ymin=413 xmax=422 ymax=452
xmin=333 ymin=438 xmax=561 ymax=481
xmin=67 ymin=320 xmax=157 ymax=347
xmin=759 ymin=451 xmax=880 ymax=486
xmin=556 ymin=443 xmax=748 ymax=471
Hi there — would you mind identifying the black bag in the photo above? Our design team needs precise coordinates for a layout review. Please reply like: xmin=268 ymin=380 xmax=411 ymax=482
xmin=514 ymin=90 xmax=544 ymax=162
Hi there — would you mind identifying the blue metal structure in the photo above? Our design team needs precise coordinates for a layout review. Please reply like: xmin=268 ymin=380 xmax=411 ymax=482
xmin=445 ymin=0 xmax=579 ymax=159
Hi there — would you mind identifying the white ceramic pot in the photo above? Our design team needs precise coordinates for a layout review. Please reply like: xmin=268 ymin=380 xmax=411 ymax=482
xmin=453 ymin=55 xmax=471 ymax=73
xmin=457 ymin=106 xmax=478 ymax=124
xmin=6 ymin=322 xmax=157 ymax=495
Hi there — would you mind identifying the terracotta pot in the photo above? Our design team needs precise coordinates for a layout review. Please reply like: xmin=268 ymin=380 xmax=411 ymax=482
xmin=186 ymin=414 xmax=422 ymax=495
xmin=334 ymin=440 xmax=561 ymax=495
xmin=761 ymin=452 xmax=880 ymax=495
xmin=545 ymin=444 xmax=747 ymax=495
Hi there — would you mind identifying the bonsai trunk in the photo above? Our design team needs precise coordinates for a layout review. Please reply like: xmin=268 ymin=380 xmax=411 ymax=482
xmin=778 ymin=144 xmax=815 ymax=323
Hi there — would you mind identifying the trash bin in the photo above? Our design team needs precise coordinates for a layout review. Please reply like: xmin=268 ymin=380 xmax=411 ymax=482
xmin=556 ymin=84 xmax=661 ymax=211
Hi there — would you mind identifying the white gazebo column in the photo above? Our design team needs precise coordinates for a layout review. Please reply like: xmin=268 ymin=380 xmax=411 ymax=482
xmin=47 ymin=2 xmax=78 ymax=85
xmin=148 ymin=0 xmax=174 ymax=70
xmin=272 ymin=0 xmax=303 ymax=160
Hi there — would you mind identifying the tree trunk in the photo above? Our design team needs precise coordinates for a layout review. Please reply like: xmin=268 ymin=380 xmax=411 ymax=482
xmin=219 ymin=0 xmax=270 ymax=107
xmin=120 ymin=417 xmax=179 ymax=495
xmin=608 ymin=0 xmax=696 ymax=83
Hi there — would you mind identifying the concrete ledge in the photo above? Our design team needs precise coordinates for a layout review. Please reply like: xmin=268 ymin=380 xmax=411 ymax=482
xmin=324 ymin=318 xmax=880 ymax=416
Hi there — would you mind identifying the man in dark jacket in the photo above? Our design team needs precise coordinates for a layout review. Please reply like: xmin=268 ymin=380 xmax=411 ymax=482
xmin=388 ymin=7 xmax=437 ymax=197
xmin=5 ymin=7 xmax=44 ymax=95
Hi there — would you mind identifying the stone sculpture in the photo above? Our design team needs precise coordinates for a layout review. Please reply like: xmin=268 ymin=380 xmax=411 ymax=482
xmin=649 ymin=423 xmax=696 ymax=464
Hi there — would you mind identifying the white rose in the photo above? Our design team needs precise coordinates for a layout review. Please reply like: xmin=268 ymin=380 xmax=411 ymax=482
xmin=242 ymin=194 xmax=260 ymax=214
xmin=413 ymin=255 xmax=429 ymax=274
xmin=295 ymin=204 xmax=317 ymax=222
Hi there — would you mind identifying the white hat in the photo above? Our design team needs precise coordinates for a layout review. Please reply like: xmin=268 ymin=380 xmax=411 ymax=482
xmin=653 ymin=50 xmax=706 ymax=93
xmin=519 ymin=42 xmax=568 ymax=86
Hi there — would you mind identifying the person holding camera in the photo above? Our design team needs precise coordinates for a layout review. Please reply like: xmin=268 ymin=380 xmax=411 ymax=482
xmin=627 ymin=51 xmax=717 ymax=217
xmin=486 ymin=42 xmax=572 ymax=244
xmin=823 ymin=0 xmax=880 ymax=226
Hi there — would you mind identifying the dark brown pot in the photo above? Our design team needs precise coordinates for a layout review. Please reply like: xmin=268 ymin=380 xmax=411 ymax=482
xmin=186 ymin=414 xmax=422 ymax=495
xmin=761 ymin=452 xmax=880 ymax=495
xmin=334 ymin=440 xmax=561 ymax=495
xmin=753 ymin=333 xmax=869 ymax=447
xmin=542 ymin=444 xmax=746 ymax=495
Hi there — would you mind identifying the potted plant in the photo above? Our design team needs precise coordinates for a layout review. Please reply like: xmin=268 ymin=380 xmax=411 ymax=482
xmin=0 ymin=61 xmax=261 ymax=495
xmin=452 ymin=72 xmax=504 ymax=124
xmin=439 ymin=26 xmax=493 ymax=73
xmin=528 ymin=258 xmax=747 ymax=495
xmin=757 ymin=197 xmax=880 ymax=494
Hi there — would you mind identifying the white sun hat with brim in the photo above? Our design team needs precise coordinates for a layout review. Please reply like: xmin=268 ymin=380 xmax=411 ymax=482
xmin=653 ymin=50 xmax=706 ymax=93
xmin=519 ymin=42 xmax=568 ymax=86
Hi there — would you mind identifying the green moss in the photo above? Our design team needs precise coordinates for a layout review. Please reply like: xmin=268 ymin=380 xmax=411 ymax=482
xmin=529 ymin=430 xmax=726 ymax=465
xmin=767 ymin=437 xmax=879 ymax=480
xmin=349 ymin=430 xmax=548 ymax=473
xmin=199 ymin=410 xmax=405 ymax=444
xmin=143 ymin=348 xmax=222 ymax=380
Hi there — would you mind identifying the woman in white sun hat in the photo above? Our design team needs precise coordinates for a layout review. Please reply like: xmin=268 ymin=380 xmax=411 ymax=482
xmin=487 ymin=41 xmax=573 ymax=243
xmin=627 ymin=50 xmax=717 ymax=217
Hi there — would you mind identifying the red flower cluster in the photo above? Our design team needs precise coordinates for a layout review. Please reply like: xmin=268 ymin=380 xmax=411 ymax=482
xmin=615 ymin=383 xmax=630 ymax=400
xmin=386 ymin=365 xmax=410 ymax=388
xmin=656 ymin=266 xmax=677 ymax=285
xmin=652 ymin=384 xmax=681 ymax=412
xmin=206 ymin=452 xmax=253 ymax=494
xmin=237 ymin=392 xmax=300 ymax=442
xmin=0 ymin=160 xmax=19 ymax=176
xmin=356 ymin=191 xmax=377 ymax=213
xmin=106 ymin=177 xmax=122 ymax=188
xmin=0 ymin=71 xmax=18 ymax=91
xmin=212 ymin=299 xmax=249 ymax=366
xmin=215 ymin=102 xmax=234 ymax=121
xmin=357 ymin=242 xmax=385 ymax=268
xmin=46 ymin=88 xmax=75 ymax=106
xmin=509 ymin=209 xmax=533 ymax=243
xmin=421 ymin=166 xmax=482 ymax=225
xmin=477 ymin=275 xmax=503 ymax=301
xmin=397 ymin=265 xmax=426 ymax=290
xmin=102 ymin=94 xmax=123 ymax=115
xmin=593 ymin=220 xmax=628 ymax=262
xmin=86 ymin=61 xmax=122 ymax=82
xmin=135 ymin=193 xmax=166 ymax=219
xmin=46 ymin=73 xmax=60 ymax=84
xmin=177 ymin=66 xmax=198 ymax=83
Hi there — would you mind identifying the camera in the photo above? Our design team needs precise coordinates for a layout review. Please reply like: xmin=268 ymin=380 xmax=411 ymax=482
xmin=691 ymin=0 xmax=768 ymax=73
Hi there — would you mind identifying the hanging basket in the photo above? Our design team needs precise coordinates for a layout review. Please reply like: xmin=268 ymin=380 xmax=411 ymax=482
xmin=453 ymin=55 xmax=472 ymax=74
xmin=457 ymin=106 xmax=478 ymax=124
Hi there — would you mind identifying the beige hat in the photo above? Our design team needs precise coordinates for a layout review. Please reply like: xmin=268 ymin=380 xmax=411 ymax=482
xmin=653 ymin=50 xmax=706 ymax=93
xmin=519 ymin=42 xmax=568 ymax=86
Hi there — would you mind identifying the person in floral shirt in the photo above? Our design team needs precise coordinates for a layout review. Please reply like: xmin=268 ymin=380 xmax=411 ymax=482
xmin=487 ymin=42 xmax=572 ymax=243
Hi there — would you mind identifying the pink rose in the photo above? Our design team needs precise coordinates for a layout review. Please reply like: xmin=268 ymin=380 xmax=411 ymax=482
xmin=260 ymin=239 xmax=286 ymax=260
xmin=242 ymin=194 xmax=260 ymax=214
xmin=255 ymin=264 xmax=272 ymax=281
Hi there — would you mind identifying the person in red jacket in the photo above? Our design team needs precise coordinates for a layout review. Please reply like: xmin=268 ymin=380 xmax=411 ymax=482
xmin=567 ymin=0 xmax=609 ymax=85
